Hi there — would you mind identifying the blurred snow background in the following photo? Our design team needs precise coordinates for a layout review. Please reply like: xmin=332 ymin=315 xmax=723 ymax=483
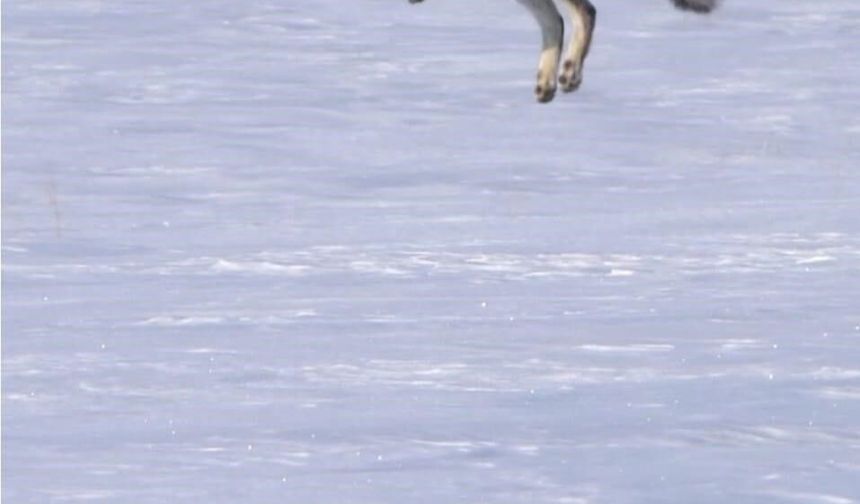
xmin=3 ymin=0 xmax=860 ymax=502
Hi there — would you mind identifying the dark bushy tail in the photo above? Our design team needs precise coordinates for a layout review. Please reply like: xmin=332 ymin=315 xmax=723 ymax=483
xmin=671 ymin=0 xmax=719 ymax=13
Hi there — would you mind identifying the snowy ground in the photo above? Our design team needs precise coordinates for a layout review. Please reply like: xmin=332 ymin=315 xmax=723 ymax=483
xmin=3 ymin=0 xmax=860 ymax=502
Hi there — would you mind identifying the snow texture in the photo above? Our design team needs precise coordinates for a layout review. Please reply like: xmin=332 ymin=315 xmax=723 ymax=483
xmin=3 ymin=0 xmax=860 ymax=502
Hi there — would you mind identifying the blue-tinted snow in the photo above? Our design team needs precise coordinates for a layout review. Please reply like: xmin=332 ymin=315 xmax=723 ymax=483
xmin=3 ymin=0 xmax=860 ymax=502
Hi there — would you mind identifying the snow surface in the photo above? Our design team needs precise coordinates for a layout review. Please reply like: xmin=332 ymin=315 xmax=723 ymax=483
xmin=3 ymin=0 xmax=860 ymax=502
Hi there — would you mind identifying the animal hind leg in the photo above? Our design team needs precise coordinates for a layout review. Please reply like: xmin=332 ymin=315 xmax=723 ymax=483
xmin=558 ymin=0 xmax=596 ymax=93
xmin=517 ymin=0 xmax=564 ymax=103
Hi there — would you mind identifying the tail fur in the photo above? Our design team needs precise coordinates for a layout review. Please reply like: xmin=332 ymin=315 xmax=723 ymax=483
xmin=671 ymin=0 xmax=719 ymax=13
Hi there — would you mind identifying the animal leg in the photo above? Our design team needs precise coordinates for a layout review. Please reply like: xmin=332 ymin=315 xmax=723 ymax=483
xmin=517 ymin=0 xmax=564 ymax=103
xmin=558 ymin=0 xmax=596 ymax=93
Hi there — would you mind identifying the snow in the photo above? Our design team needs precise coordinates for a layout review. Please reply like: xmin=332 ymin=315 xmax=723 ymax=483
xmin=3 ymin=0 xmax=860 ymax=502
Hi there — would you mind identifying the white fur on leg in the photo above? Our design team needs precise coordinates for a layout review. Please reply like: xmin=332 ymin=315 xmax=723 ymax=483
xmin=517 ymin=0 xmax=563 ymax=103
xmin=559 ymin=0 xmax=595 ymax=93
xmin=536 ymin=44 xmax=562 ymax=102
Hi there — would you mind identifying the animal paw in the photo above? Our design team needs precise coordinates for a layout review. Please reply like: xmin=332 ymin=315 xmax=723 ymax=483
xmin=534 ymin=69 xmax=558 ymax=103
xmin=535 ymin=83 xmax=557 ymax=103
xmin=558 ymin=59 xmax=583 ymax=93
